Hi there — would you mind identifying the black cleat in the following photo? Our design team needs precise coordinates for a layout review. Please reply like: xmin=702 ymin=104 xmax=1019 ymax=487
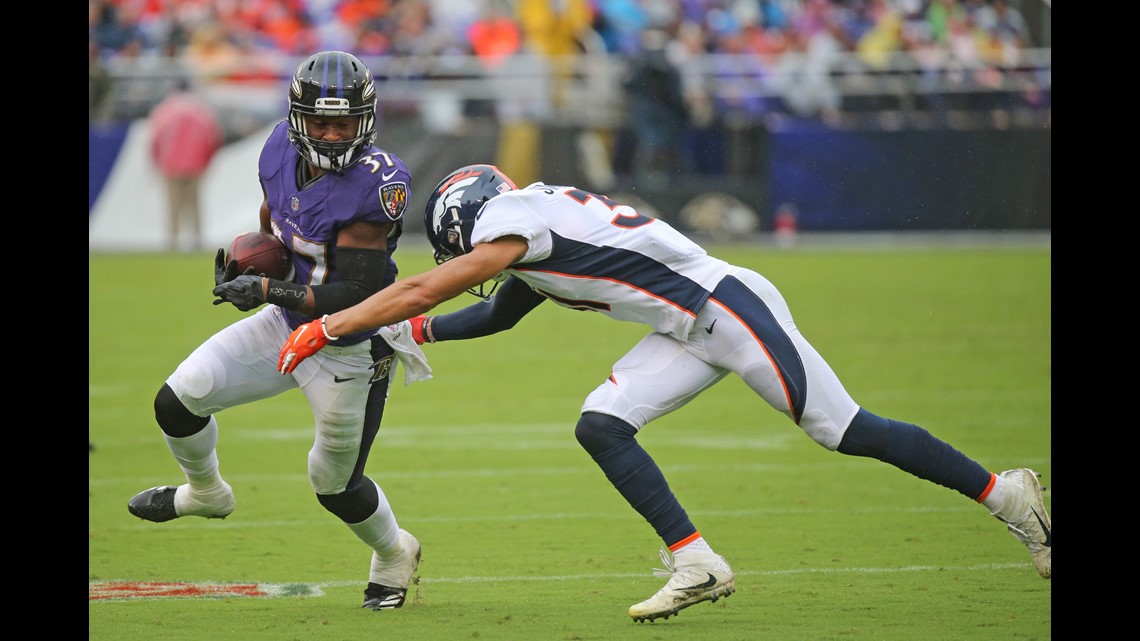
xmin=128 ymin=485 xmax=180 ymax=522
xmin=362 ymin=582 xmax=411 ymax=610
xmin=128 ymin=483 xmax=234 ymax=522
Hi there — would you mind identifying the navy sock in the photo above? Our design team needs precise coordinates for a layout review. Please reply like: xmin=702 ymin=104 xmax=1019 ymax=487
xmin=575 ymin=412 xmax=696 ymax=545
xmin=838 ymin=407 xmax=992 ymax=500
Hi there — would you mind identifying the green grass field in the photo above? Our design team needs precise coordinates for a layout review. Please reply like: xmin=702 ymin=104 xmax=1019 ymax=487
xmin=89 ymin=240 xmax=1051 ymax=640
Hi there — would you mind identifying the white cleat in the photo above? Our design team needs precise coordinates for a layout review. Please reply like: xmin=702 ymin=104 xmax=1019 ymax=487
xmin=629 ymin=547 xmax=735 ymax=622
xmin=992 ymin=468 xmax=1051 ymax=579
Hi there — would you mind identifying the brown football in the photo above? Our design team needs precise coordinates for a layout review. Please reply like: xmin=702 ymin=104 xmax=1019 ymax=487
xmin=226 ymin=232 xmax=292 ymax=280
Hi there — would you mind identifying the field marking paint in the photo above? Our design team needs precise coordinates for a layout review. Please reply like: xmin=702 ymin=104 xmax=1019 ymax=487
xmin=88 ymin=581 xmax=322 ymax=601
xmin=89 ymin=562 xmax=1030 ymax=602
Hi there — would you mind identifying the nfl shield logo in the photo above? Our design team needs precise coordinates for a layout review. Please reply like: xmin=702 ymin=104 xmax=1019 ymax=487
xmin=291 ymin=196 xmax=300 ymax=212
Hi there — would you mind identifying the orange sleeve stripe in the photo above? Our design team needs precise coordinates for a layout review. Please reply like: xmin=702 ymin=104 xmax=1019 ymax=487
xmin=669 ymin=531 xmax=702 ymax=551
xmin=975 ymin=472 xmax=997 ymax=503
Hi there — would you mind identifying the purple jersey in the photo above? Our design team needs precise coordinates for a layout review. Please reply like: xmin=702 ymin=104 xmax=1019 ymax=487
xmin=258 ymin=121 xmax=410 ymax=345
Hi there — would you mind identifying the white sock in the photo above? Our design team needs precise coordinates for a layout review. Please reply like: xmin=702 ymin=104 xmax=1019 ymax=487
xmin=674 ymin=536 xmax=714 ymax=559
xmin=982 ymin=474 xmax=1007 ymax=514
xmin=346 ymin=480 xmax=402 ymax=559
xmin=163 ymin=417 xmax=225 ymax=492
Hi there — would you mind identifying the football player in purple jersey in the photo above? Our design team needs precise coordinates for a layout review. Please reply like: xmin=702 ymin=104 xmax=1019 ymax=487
xmin=279 ymin=164 xmax=1051 ymax=621
xmin=129 ymin=51 xmax=424 ymax=611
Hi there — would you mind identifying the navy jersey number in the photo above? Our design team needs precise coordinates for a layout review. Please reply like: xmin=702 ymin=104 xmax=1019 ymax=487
xmin=565 ymin=188 xmax=655 ymax=229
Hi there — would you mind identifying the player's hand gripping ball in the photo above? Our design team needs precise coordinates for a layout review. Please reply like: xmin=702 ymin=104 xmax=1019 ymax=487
xmin=225 ymin=232 xmax=292 ymax=280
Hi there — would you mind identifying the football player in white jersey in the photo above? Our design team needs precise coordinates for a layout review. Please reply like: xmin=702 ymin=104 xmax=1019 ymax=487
xmin=279 ymin=164 xmax=1051 ymax=622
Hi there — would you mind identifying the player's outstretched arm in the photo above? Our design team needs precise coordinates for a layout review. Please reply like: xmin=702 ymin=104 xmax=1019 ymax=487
xmin=278 ymin=237 xmax=527 ymax=373
xmin=416 ymin=276 xmax=545 ymax=343
xmin=327 ymin=237 xmax=528 ymax=337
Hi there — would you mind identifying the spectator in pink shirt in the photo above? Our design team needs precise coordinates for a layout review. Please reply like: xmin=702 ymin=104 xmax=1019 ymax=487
xmin=149 ymin=79 xmax=224 ymax=252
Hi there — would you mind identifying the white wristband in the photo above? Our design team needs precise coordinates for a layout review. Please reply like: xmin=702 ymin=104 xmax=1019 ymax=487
xmin=320 ymin=314 xmax=340 ymax=340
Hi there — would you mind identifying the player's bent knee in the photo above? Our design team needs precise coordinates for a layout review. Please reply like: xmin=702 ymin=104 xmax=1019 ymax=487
xmin=316 ymin=480 xmax=378 ymax=524
xmin=799 ymin=408 xmax=846 ymax=451
xmin=172 ymin=359 xmax=215 ymax=401
xmin=154 ymin=383 xmax=209 ymax=438
xmin=575 ymin=412 xmax=638 ymax=456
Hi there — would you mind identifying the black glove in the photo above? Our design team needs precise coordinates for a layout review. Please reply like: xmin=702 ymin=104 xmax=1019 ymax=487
xmin=212 ymin=274 xmax=266 ymax=311
xmin=214 ymin=248 xmax=243 ymax=287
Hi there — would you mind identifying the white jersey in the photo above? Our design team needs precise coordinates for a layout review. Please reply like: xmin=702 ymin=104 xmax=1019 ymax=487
xmin=470 ymin=183 xmax=731 ymax=339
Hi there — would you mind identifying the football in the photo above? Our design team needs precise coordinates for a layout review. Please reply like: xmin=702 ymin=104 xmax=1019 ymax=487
xmin=226 ymin=232 xmax=292 ymax=280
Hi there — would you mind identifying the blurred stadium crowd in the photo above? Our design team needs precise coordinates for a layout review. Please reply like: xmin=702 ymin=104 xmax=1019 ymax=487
xmin=90 ymin=1 xmax=1051 ymax=248
xmin=90 ymin=0 xmax=1050 ymax=131
xmin=89 ymin=0 xmax=1042 ymax=62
